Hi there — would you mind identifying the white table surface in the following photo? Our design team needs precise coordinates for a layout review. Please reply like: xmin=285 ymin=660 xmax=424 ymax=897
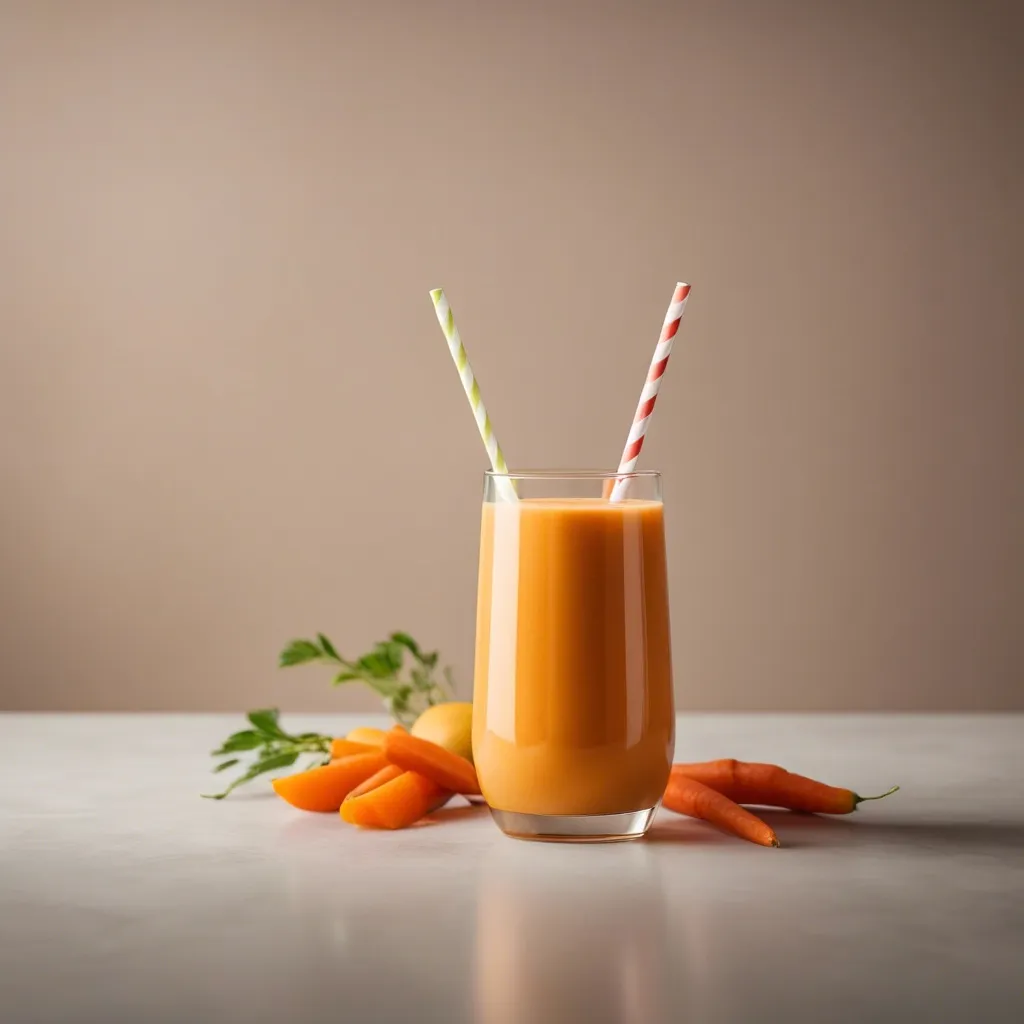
xmin=1 ymin=713 xmax=1022 ymax=1024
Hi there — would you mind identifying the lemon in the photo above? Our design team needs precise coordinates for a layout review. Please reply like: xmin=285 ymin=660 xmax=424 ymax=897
xmin=411 ymin=702 xmax=474 ymax=764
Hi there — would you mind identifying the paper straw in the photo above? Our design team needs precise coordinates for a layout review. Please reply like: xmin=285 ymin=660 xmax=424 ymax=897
xmin=610 ymin=282 xmax=692 ymax=501
xmin=430 ymin=288 xmax=517 ymax=501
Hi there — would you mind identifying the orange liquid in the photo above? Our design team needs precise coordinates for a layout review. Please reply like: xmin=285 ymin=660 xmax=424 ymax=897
xmin=473 ymin=498 xmax=674 ymax=816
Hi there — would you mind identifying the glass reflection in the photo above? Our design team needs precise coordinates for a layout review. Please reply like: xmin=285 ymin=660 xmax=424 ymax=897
xmin=473 ymin=842 xmax=669 ymax=1024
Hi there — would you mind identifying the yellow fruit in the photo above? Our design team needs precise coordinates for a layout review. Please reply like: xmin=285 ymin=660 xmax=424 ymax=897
xmin=345 ymin=726 xmax=388 ymax=748
xmin=411 ymin=702 xmax=474 ymax=764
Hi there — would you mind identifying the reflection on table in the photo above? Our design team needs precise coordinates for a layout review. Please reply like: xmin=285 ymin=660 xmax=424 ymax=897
xmin=474 ymin=840 xmax=670 ymax=1024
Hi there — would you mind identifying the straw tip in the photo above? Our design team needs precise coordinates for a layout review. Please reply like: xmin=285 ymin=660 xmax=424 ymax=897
xmin=429 ymin=287 xmax=444 ymax=302
xmin=675 ymin=282 xmax=691 ymax=298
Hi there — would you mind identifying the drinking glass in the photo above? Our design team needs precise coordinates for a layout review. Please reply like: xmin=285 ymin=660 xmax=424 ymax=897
xmin=472 ymin=471 xmax=674 ymax=842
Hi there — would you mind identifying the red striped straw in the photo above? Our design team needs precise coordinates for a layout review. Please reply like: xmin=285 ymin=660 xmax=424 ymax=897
xmin=610 ymin=282 xmax=691 ymax=501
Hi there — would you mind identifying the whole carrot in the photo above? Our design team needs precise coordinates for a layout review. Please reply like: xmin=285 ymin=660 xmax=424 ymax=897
xmin=671 ymin=760 xmax=898 ymax=814
xmin=662 ymin=774 xmax=779 ymax=847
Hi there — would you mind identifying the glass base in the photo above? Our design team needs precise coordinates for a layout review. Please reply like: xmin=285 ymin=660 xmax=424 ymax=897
xmin=489 ymin=806 xmax=658 ymax=843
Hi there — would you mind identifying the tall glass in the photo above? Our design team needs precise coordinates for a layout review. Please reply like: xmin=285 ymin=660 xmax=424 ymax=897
xmin=472 ymin=471 xmax=675 ymax=842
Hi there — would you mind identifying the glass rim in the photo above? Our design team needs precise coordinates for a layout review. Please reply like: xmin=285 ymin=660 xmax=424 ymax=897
xmin=484 ymin=469 xmax=661 ymax=480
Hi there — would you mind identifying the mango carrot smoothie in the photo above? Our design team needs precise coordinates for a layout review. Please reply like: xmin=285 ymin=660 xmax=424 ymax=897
xmin=473 ymin=488 xmax=674 ymax=832
xmin=431 ymin=285 xmax=691 ymax=841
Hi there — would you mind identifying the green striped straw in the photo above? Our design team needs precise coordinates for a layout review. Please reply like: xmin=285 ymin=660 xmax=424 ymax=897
xmin=430 ymin=288 xmax=517 ymax=501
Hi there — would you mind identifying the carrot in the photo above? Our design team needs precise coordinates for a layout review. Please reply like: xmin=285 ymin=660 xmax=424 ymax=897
xmin=340 ymin=770 xmax=450 ymax=829
xmin=271 ymin=751 xmax=387 ymax=812
xmin=663 ymin=774 xmax=779 ymax=847
xmin=330 ymin=738 xmax=377 ymax=760
xmin=671 ymin=760 xmax=899 ymax=814
xmin=382 ymin=728 xmax=481 ymax=795
xmin=344 ymin=763 xmax=405 ymax=800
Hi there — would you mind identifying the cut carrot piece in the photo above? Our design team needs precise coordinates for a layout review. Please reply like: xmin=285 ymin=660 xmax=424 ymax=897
xmin=344 ymin=763 xmax=404 ymax=801
xmin=330 ymin=738 xmax=377 ymax=760
xmin=271 ymin=751 xmax=387 ymax=812
xmin=662 ymin=774 xmax=779 ymax=847
xmin=383 ymin=728 xmax=480 ymax=795
xmin=342 ymin=763 xmax=451 ymax=814
xmin=340 ymin=770 xmax=450 ymax=829
xmin=671 ymin=761 xmax=899 ymax=814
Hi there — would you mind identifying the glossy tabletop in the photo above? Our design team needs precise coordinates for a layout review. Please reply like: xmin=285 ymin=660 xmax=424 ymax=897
xmin=1 ymin=713 xmax=1022 ymax=1023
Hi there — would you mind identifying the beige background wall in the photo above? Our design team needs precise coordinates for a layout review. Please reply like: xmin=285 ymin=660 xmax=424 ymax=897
xmin=1 ymin=1 xmax=1021 ymax=712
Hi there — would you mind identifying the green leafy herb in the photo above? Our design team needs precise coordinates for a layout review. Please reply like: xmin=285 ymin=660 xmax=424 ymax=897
xmin=246 ymin=708 xmax=287 ymax=737
xmin=213 ymin=730 xmax=265 ymax=753
xmin=317 ymin=633 xmax=340 ymax=660
xmin=203 ymin=708 xmax=331 ymax=800
xmin=279 ymin=640 xmax=322 ymax=667
xmin=278 ymin=631 xmax=455 ymax=727
xmin=205 ymin=632 xmax=456 ymax=799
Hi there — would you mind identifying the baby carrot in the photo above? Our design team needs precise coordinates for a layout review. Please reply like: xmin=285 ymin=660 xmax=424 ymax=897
xmin=340 ymin=770 xmax=450 ymax=829
xmin=671 ymin=761 xmax=898 ymax=814
xmin=271 ymin=751 xmax=388 ymax=812
xmin=383 ymin=728 xmax=481 ymax=795
xmin=663 ymin=774 xmax=780 ymax=847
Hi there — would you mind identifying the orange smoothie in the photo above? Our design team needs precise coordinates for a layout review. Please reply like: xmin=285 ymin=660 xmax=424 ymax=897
xmin=473 ymin=498 xmax=674 ymax=816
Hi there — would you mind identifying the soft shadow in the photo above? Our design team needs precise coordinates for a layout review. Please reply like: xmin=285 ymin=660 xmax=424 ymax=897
xmin=274 ymin=798 xmax=488 ymax=839
xmin=408 ymin=802 xmax=490 ymax=828
xmin=650 ymin=810 xmax=1024 ymax=851
xmin=429 ymin=802 xmax=490 ymax=824
xmin=753 ymin=811 xmax=1024 ymax=851
xmin=644 ymin=817 xmax=741 ymax=846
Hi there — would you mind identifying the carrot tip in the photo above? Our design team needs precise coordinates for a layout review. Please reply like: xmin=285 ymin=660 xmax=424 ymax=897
xmin=854 ymin=784 xmax=900 ymax=807
xmin=770 ymin=837 xmax=781 ymax=847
